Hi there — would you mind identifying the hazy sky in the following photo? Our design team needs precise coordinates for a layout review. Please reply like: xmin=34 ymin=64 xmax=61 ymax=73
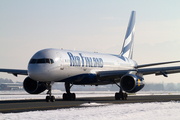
xmin=0 ymin=0 xmax=180 ymax=83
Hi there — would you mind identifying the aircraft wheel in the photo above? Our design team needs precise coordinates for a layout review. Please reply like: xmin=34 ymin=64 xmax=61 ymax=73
xmin=115 ymin=93 xmax=120 ymax=100
xmin=63 ymin=93 xmax=70 ymax=100
xmin=123 ymin=93 xmax=127 ymax=100
xmin=71 ymin=93 xmax=76 ymax=100
xmin=63 ymin=93 xmax=76 ymax=100
xmin=115 ymin=92 xmax=127 ymax=100
xmin=46 ymin=96 xmax=51 ymax=102
xmin=50 ymin=96 xmax=55 ymax=102
xmin=63 ymin=93 xmax=67 ymax=100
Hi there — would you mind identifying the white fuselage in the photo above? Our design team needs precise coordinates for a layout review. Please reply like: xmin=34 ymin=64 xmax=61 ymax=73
xmin=28 ymin=48 xmax=137 ymax=84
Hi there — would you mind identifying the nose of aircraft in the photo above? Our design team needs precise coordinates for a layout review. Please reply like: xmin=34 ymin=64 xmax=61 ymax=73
xmin=27 ymin=49 xmax=57 ymax=82
xmin=28 ymin=64 xmax=48 ymax=81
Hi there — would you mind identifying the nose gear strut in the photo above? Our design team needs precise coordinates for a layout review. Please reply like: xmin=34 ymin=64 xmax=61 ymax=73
xmin=45 ymin=82 xmax=55 ymax=102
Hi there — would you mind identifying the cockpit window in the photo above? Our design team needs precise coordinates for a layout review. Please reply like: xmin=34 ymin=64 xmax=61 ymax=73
xmin=29 ymin=58 xmax=54 ymax=64
xmin=37 ymin=59 xmax=45 ymax=63
xmin=45 ymin=59 xmax=49 ymax=63
xmin=50 ymin=59 xmax=54 ymax=64
xmin=29 ymin=59 xmax=37 ymax=64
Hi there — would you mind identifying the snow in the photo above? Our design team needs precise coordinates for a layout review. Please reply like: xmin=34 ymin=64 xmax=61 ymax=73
xmin=1 ymin=101 xmax=180 ymax=120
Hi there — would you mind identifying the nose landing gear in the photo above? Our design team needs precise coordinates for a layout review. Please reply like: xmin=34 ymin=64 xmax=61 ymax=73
xmin=46 ymin=82 xmax=55 ymax=102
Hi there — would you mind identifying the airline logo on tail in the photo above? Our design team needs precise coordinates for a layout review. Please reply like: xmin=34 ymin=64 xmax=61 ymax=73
xmin=120 ymin=11 xmax=136 ymax=59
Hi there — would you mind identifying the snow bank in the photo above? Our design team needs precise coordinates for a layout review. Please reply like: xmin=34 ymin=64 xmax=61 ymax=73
xmin=1 ymin=101 xmax=180 ymax=120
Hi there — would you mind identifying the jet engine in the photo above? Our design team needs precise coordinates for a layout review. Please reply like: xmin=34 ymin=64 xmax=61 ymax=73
xmin=120 ymin=74 xmax=144 ymax=93
xmin=23 ymin=77 xmax=47 ymax=94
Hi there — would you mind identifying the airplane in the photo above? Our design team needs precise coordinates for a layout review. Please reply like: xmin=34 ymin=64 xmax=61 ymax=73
xmin=1 ymin=11 xmax=180 ymax=102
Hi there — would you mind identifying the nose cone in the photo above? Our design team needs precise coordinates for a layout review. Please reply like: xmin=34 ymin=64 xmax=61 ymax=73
xmin=28 ymin=48 xmax=61 ymax=82
xmin=28 ymin=64 xmax=48 ymax=81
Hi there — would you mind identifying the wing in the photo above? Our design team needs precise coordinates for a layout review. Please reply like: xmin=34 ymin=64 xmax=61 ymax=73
xmin=97 ymin=66 xmax=180 ymax=81
xmin=0 ymin=68 xmax=28 ymax=77
xmin=97 ymin=64 xmax=180 ymax=80
xmin=97 ymin=69 xmax=137 ymax=80
xmin=137 ymin=66 xmax=180 ymax=77
xmin=136 ymin=60 xmax=180 ymax=77
xmin=136 ymin=60 xmax=180 ymax=68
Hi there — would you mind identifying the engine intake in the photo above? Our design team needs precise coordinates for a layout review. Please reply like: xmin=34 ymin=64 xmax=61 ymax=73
xmin=23 ymin=77 xmax=47 ymax=94
xmin=120 ymin=74 xmax=144 ymax=93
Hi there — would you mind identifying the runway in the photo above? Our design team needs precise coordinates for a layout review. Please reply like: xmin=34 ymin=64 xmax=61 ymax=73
xmin=0 ymin=95 xmax=180 ymax=113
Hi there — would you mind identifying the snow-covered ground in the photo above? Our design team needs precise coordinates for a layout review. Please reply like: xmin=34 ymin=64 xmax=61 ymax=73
xmin=1 ymin=101 xmax=180 ymax=120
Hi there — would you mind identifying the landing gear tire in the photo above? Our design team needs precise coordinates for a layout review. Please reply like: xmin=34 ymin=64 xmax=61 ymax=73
xmin=115 ymin=92 xmax=127 ymax=100
xmin=46 ymin=96 xmax=55 ymax=102
xmin=115 ymin=93 xmax=120 ymax=100
xmin=50 ymin=96 xmax=55 ymax=102
xmin=63 ymin=82 xmax=76 ymax=101
xmin=63 ymin=93 xmax=76 ymax=100
xmin=123 ymin=93 xmax=127 ymax=100
xmin=46 ymin=96 xmax=50 ymax=102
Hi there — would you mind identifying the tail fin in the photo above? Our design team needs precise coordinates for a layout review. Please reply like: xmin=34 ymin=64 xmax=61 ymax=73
xmin=120 ymin=11 xmax=136 ymax=59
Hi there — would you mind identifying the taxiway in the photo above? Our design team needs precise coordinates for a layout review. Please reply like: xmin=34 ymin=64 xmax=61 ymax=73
xmin=0 ymin=95 xmax=180 ymax=113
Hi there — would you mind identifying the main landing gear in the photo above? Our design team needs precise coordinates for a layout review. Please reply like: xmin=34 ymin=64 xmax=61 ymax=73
xmin=113 ymin=80 xmax=128 ymax=100
xmin=63 ymin=82 xmax=76 ymax=100
xmin=115 ymin=88 xmax=127 ymax=100
xmin=46 ymin=82 xmax=55 ymax=102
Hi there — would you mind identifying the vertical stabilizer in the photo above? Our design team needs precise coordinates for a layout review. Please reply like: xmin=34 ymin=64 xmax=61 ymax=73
xmin=120 ymin=11 xmax=136 ymax=59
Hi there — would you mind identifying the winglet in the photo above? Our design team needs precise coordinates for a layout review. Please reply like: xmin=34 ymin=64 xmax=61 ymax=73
xmin=120 ymin=11 xmax=136 ymax=59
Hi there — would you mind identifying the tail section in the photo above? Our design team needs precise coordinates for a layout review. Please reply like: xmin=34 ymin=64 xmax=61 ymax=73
xmin=120 ymin=11 xmax=136 ymax=59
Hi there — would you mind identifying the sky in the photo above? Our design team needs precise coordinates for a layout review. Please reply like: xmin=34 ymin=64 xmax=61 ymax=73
xmin=0 ymin=0 xmax=180 ymax=83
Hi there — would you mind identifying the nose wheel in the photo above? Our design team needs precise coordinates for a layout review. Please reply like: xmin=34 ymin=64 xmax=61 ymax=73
xmin=46 ymin=96 xmax=55 ymax=102
xmin=63 ymin=82 xmax=76 ymax=100
xmin=46 ymin=82 xmax=55 ymax=102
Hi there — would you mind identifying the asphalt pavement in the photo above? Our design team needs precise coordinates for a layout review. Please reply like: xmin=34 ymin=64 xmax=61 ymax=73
xmin=0 ymin=95 xmax=180 ymax=113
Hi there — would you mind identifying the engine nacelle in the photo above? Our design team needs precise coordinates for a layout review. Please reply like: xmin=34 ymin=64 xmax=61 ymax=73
xmin=120 ymin=74 xmax=144 ymax=93
xmin=23 ymin=77 xmax=47 ymax=94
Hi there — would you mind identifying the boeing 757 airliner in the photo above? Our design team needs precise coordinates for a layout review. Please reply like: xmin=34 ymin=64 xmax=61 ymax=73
xmin=1 ymin=11 xmax=180 ymax=102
